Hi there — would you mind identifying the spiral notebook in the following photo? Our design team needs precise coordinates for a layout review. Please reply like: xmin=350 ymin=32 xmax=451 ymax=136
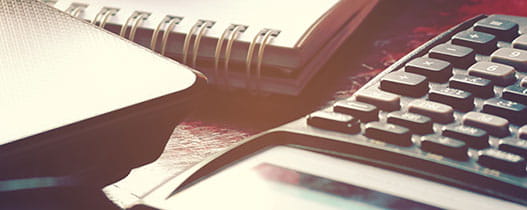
xmin=44 ymin=0 xmax=378 ymax=95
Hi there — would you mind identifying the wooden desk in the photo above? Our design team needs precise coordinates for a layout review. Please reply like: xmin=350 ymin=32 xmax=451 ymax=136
xmin=104 ymin=0 xmax=527 ymax=207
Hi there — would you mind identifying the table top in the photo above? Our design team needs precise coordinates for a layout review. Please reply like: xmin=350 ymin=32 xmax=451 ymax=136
xmin=104 ymin=0 xmax=527 ymax=207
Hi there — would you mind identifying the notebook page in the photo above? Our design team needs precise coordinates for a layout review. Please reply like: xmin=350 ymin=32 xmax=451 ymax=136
xmin=53 ymin=0 xmax=340 ymax=49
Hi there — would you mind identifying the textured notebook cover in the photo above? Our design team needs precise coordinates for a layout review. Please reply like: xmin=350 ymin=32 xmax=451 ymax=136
xmin=0 ymin=0 xmax=198 ymax=145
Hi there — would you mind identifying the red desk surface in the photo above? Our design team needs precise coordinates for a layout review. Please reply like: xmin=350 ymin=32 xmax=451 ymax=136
xmin=105 ymin=0 xmax=527 ymax=207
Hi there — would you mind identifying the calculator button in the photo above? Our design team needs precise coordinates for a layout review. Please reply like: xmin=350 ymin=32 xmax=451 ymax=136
xmin=449 ymin=75 xmax=494 ymax=98
xmin=512 ymin=34 xmax=527 ymax=50
xmin=474 ymin=18 xmax=519 ymax=41
xmin=333 ymin=101 xmax=378 ymax=122
xmin=420 ymin=135 xmax=468 ymax=160
xmin=380 ymin=71 xmax=429 ymax=97
xmin=499 ymin=139 xmax=527 ymax=158
xmin=355 ymin=88 xmax=400 ymax=111
xmin=387 ymin=111 xmax=433 ymax=135
xmin=521 ymin=77 xmax=527 ymax=87
xmin=482 ymin=98 xmax=527 ymax=124
xmin=518 ymin=125 xmax=527 ymax=140
xmin=491 ymin=48 xmax=527 ymax=72
xmin=405 ymin=57 xmax=452 ymax=82
xmin=462 ymin=112 xmax=510 ymax=137
xmin=442 ymin=125 xmax=489 ymax=149
xmin=307 ymin=111 xmax=360 ymax=134
xmin=428 ymin=87 xmax=474 ymax=112
xmin=364 ymin=122 xmax=412 ymax=146
xmin=408 ymin=100 xmax=454 ymax=124
xmin=467 ymin=62 xmax=516 ymax=86
xmin=502 ymin=85 xmax=527 ymax=105
xmin=452 ymin=30 xmax=497 ymax=54
xmin=477 ymin=149 xmax=526 ymax=175
xmin=429 ymin=44 xmax=475 ymax=68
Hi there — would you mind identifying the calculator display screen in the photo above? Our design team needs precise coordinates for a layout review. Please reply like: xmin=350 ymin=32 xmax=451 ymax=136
xmin=253 ymin=163 xmax=439 ymax=210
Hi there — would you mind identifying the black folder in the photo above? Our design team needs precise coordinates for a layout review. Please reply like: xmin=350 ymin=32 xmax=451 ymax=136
xmin=0 ymin=0 xmax=206 ymax=187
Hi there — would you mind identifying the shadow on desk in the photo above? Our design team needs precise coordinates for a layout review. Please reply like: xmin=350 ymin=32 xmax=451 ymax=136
xmin=0 ymin=186 xmax=120 ymax=210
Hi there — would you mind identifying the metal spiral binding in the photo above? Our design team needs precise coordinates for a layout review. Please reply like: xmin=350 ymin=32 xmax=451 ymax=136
xmin=245 ymin=29 xmax=280 ymax=91
xmin=119 ymin=11 xmax=151 ymax=41
xmin=214 ymin=24 xmax=248 ymax=86
xmin=58 ymin=2 xmax=281 ymax=93
xmin=65 ymin=3 xmax=87 ymax=17
xmin=182 ymin=20 xmax=215 ymax=67
xmin=151 ymin=15 xmax=183 ymax=55
xmin=91 ymin=7 xmax=119 ymax=28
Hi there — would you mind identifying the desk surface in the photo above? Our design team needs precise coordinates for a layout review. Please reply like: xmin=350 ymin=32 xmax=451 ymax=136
xmin=104 ymin=0 xmax=527 ymax=207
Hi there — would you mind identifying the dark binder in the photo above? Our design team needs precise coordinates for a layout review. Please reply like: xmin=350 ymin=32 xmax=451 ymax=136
xmin=0 ymin=0 xmax=206 ymax=187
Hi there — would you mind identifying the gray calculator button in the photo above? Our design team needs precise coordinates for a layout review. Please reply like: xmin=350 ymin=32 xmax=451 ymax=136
xmin=405 ymin=57 xmax=452 ymax=82
xmin=467 ymin=62 xmax=516 ymax=86
xmin=482 ymin=98 xmax=527 ymax=124
xmin=449 ymin=75 xmax=494 ymax=98
xmin=521 ymin=77 xmax=527 ymax=87
xmin=474 ymin=18 xmax=519 ymax=41
xmin=408 ymin=100 xmax=454 ymax=124
xmin=462 ymin=112 xmax=510 ymax=137
xmin=442 ymin=125 xmax=489 ymax=149
xmin=519 ymin=125 xmax=527 ymax=140
xmin=356 ymin=88 xmax=400 ymax=111
xmin=478 ymin=149 xmax=526 ymax=175
xmin=380 ymin=71 xmax=429 ymax=97
xmin=512 ymin=34 xmax=527 ymax=50
xmin=428 ymin=87 xmax=474 ymax=112
xmin=452 ymin=30 xmax=497 ymax=54
xmin=420 ymin=135 xmax=468 ymax=160
xmin=364 ymin=122 xmax=412 ymax=146
xmin=499 ymin=138 xmax=527 ymax=158
xmin=307 ymin=111 xmax=360 ymax=134
xmin=491 ymin=48 xmax=527 ymax=72
xmin=334 ymin=100 xmax=378 ymax=122
xmin=429 ymin=43 xmax=475 ymax=68
xmin=502 ymin=85 xmax=527 ymax=104
xmin=387 ymin=111 xmax=433 ymax=135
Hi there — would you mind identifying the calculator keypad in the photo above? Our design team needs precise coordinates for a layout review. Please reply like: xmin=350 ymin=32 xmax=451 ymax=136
xmin=305 ymin=15 xmax=527 ymax=181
